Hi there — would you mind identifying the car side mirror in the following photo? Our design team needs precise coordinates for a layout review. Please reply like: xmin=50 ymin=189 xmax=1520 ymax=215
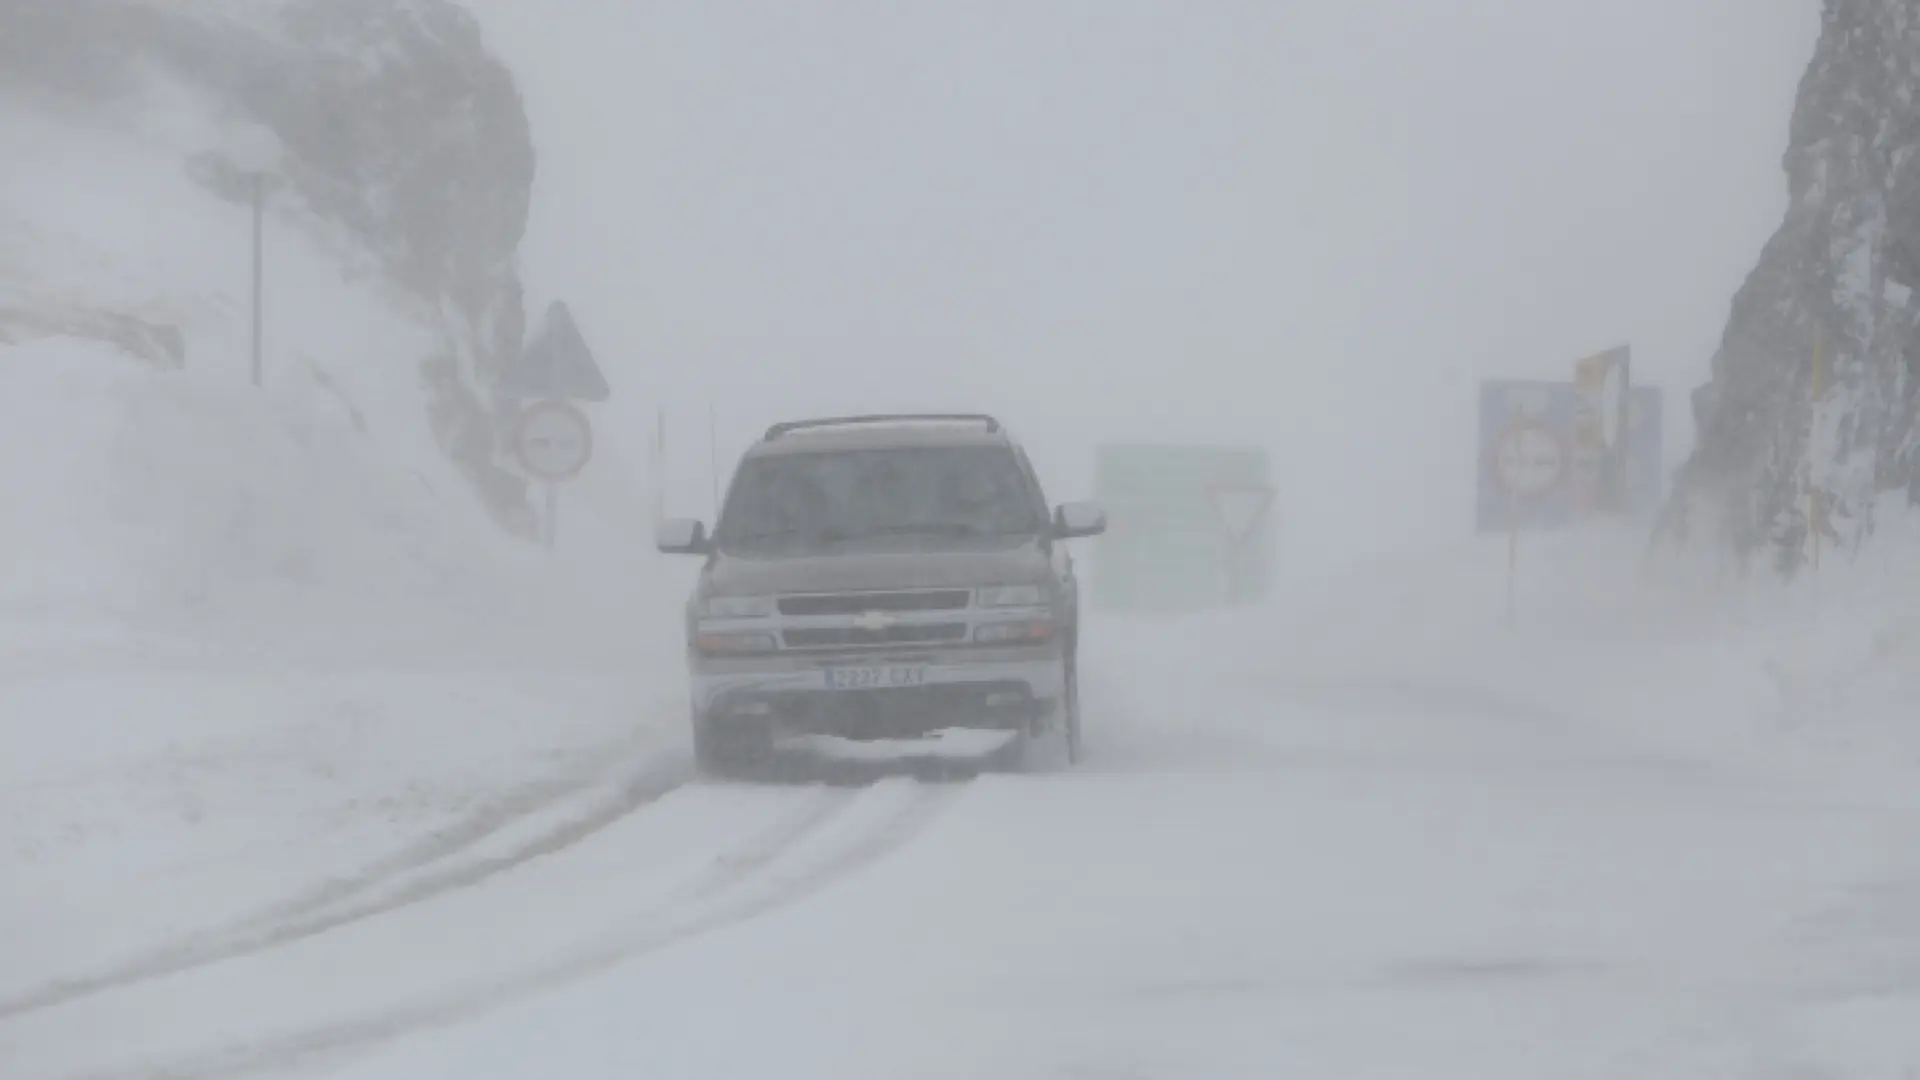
xmin=656 ymin=517 xmax=712 ymax=555
xmin=1052 ymin=501 xmax=1107 ymax=540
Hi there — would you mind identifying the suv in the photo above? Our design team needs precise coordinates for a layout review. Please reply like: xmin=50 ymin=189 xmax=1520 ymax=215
xmin=655 ymin=413 xmax=1106 ymax=776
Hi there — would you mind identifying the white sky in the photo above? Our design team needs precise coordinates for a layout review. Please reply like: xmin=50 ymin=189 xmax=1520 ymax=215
xmin=469 ymin=0 xmax=1818 ymax=575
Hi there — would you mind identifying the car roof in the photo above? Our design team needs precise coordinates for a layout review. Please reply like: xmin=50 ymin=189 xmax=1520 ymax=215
xmin=745 ymin=419 xmax=1018 ymax=458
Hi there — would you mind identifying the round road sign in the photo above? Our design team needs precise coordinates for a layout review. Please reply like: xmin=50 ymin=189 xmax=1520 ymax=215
xmin=514 ymin=399 xmax=593 ymax=482
xmin=1493 ymin=423 xmax=1564 ymax=496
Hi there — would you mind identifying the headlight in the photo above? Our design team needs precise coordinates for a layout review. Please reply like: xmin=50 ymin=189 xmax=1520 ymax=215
xmin=976 ymin=583 xmax=1045 ymax=608
xmin=701 ymin=595 xmax=775 ymax=618
xmin=695 ymin=631 xmax=779 ymax=656
xmin=975 ymin=620 xmax=1055 ymax=644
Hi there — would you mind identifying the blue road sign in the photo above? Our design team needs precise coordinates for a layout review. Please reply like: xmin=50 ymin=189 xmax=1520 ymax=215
xmin=1477 ymin=380 xmax=1577 ymax=532
xmin=1476 ymin=380 xmax=1665 ymax=533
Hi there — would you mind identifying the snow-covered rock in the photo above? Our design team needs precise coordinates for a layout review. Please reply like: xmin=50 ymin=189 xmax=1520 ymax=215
xmin=1668 ymin=1 xmax=1920 ymax=573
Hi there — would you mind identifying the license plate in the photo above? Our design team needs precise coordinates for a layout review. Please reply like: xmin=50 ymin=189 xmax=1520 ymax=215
xmin=823 ymin=665 xmax=927 ymax=690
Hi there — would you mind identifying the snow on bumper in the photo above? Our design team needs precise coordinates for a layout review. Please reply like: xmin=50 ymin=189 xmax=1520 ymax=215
xmin=692 ymin=652 xmax=1066 ymax=742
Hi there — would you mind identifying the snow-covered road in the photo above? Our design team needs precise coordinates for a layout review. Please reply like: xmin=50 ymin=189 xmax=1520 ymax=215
xmin=6 ymin=616 xmax=1919 ymax=1080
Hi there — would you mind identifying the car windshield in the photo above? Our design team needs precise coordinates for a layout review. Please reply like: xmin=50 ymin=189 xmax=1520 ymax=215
xmin=715 ymin=445 xmax=1042 ymax=551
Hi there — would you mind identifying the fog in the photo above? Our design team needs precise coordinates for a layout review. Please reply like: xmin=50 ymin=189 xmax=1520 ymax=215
xmin=471 ymin=0 xmax=1816 ymax=575
xmin=25 ymin=7 xmax=1920 ymax=1076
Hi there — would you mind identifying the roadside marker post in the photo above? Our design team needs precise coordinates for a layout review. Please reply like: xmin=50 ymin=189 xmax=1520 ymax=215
xmin=1809 ymin=331 xmax=1826 ymax=576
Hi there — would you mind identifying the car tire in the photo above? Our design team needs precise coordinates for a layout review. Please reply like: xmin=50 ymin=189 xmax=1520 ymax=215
xmin=1019 ymin=654 xmax=1080 ymax=773
xmin=1063 ymin=652 xmax=1083 ymax=765
xmin=691 ymin=709 xmax=750 ymax=780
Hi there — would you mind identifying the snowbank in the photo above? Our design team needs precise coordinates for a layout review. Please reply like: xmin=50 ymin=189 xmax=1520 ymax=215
xmin=1087 ymin=515 xmax=1920 ymax=803
xmin=0 ymin=336 xmax=505 ymax=629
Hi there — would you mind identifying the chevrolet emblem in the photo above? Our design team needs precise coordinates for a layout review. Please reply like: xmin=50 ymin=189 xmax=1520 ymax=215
xmin=853 ymin=610 xmax=897 ymax=632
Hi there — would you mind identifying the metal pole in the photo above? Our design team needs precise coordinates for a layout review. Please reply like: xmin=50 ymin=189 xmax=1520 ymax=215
xmin=544 ymin=481 xmax=559 ymax=552
xmin=1505 ymin=486 xmax=1519 ymax=629
xmin=1613 ymin=348 xmax=1631 ymax=515
xmin=708 ymin=400 xmax=721 ymax=518
xmin=653 ymin=406 xmax=669 ymax=528
xmin=251 ymin=173 xmax=264 ymax=388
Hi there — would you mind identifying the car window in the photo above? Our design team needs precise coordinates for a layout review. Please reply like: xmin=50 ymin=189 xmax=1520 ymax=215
xmin=715 ymin=446 xmax=1043 ymax=551
xmin=1015 ymin=447 xmax=1052 ymax=525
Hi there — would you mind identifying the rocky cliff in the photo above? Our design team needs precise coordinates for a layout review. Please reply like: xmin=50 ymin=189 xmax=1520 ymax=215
xmin=1666 ymin=1 xmax=1920 ymax=574
xmin=1 ymin=0 xmax=538 ymax=532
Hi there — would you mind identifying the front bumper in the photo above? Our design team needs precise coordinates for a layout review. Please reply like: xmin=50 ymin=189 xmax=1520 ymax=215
xmin=692 ymin=650 xmax=1066 ymax=742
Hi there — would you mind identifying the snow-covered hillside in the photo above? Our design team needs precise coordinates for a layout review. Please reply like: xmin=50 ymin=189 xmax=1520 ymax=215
xmin=2 ymin=96 xmax=544 ymax=634
xmin=0 ymin=4 xmax=687 ymax=1015
xmin=4 ymin=0 xmax=540 ymax=530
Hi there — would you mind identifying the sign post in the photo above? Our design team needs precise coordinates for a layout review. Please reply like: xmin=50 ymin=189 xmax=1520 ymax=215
xmin=1506 ymin=485 xmax=1519 ymax=628
xmin=225 ymin=123 xmax=281 ymax=390
xmin=651 ymin=407 xmax=668 ymax=529
xmin=513 ymin=399 xmax=595 ymax=551
xmin=1484 ymin=399 xmax=1569 ymax=628
xmin=708 ymin=400 xmax=722 ymax=519
xmin=497 ymin=297 xmax=608 ymax=551
xmin=545 ymin=480 xmax=561 ymax=549
xmin=1477 ymin=371 xmax=1665 ymax=621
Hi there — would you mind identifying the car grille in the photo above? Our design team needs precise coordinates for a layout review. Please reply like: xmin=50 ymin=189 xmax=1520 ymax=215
xmin=777 ymin=590 xmax=971 ymax=616
xmin=783 ymin=623 xmax=969 ymax=650
xmin=739 ymin=681 xmax=1038 ymax=738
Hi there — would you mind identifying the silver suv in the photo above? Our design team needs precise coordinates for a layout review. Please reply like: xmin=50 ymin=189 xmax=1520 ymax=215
xmin=655 ymin=414 xmax=1106 ymax=777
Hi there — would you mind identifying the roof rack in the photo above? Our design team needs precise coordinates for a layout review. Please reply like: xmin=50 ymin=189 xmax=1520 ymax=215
xmin=762 ymin=413 xmax=1003 ymax=441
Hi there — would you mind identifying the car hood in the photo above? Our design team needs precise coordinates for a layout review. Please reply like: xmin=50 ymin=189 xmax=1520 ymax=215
xmin=706 ymin=537 xmax=1050 ymax=596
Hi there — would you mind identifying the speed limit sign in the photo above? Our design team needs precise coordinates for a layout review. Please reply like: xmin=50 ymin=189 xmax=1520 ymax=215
xmin=513 ymin=399 xmax=594 ymax=482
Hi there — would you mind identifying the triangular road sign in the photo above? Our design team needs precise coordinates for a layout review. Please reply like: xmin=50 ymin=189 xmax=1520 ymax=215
xmin=1207 ymin=484 xmax=1275 ymax=546
xmin=500 ymin=300 xmax=611 ymax=402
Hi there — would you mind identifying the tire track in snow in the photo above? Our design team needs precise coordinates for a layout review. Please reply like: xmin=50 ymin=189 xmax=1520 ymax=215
xmin=249 ymin=746 xmax=662 ymax=927
xmin=0 ymin=753 xmax=693 ymax=1022
xmin=64 ymin=780 xmax=962 ymax=1080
